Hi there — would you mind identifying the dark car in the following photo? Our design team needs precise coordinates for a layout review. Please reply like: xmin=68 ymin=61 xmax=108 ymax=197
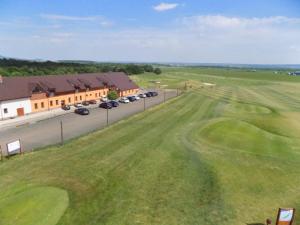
xmin=61 ymin=104 xmax=71 ymax=111
xmin=89 ymin=100 xmax=97 ymax=104
xmin=145 ymin=92 xmax=152 ymax=97
xmin=74 ymin=108 xmax=90 ymax=115
xmin=82 ymin=101 xmax=90 ymax=106
xmin=147 ymin=91 xmax=158 ymax=97
xmin=151 ymin=91 xmax=158 ymax=97
xmin=109 ymin=100 xmax=119 ymax=107
xmin=99 ymin=102 xmax=112 ymax=109
xmin=127 ymin=96 xmax=137 ymax=102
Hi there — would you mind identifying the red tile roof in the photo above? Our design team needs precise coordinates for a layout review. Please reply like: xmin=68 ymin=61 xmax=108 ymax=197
xmin=0 ymin=72 xmax=139 ymax=101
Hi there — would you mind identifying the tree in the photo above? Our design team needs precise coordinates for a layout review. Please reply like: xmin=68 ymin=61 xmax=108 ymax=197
xmin=143 ymin=65 xmax=154 ymax=72
xmin=154 ymin=68 xmax=162 ymax=75
xmin=107 ymin=90 xmax=118 ymax=100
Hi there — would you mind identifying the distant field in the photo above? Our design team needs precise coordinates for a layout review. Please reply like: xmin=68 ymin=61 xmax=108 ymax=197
xmin=1 ymin=67 xmax=300 ymax=225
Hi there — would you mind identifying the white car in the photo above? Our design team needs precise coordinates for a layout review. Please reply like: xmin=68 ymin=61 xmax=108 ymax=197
xmin=138 ymin=93 xmax=146 ymax=98
xmin=119 ymin=97 xmax=130 ymax=103
xmin=134 ymin=95 xmax=140 ymax=100
xmin=101 ymin=96 xmax=108 ymax=102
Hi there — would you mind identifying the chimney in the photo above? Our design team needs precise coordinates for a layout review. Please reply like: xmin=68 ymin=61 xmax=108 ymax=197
xmin=0 ymin=75 xmax=3 ymax=84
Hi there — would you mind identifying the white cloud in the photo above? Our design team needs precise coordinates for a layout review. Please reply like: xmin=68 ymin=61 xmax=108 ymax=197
xmin=1 ymin=15 xmax=300 ymax=64
xmin=40 ymin=14 xmax=114 ymax=27
xmin=181 ymin=15 xmax=300 ymax=30
xmin=153 ymin=3 xmax=179 ymax=12
xmin=40 ymin=14 xmax=97 ymax=21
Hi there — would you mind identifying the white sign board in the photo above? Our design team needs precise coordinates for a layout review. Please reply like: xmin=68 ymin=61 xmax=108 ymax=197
xmin=7 ymin=140 xmax=21 ymax=154
xmin=279 ymin=209 xmax=294 ymax=222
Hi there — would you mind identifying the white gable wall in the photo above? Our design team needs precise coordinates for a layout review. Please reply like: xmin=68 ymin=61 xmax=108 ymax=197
xmin=0 ymin=98 xmax=32 ymax=120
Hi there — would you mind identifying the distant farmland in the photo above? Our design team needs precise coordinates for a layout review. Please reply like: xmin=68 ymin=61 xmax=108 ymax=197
xmin=1 ymin=67 xmax=300 ymax=225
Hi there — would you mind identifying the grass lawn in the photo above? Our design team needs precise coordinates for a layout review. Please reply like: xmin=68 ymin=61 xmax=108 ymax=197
xmin=1 ymin=67 xmax=300 ymax=225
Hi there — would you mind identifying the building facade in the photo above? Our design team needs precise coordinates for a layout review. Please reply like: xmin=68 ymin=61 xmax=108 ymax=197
xmin=0 ymin=72 xmax=139 ymax=120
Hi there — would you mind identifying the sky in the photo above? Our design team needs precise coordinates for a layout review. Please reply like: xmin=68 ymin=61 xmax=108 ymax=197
xmin=0 ymin=0 xmax=300 ymax=64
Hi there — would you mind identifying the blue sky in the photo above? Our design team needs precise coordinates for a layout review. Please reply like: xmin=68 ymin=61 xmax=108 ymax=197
xmin=0 ymin=0 xmax=300 ymax=63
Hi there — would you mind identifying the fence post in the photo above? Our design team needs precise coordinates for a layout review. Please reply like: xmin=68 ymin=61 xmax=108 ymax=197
xmin=106 ymin=108 xmax=109 ymax=126
xmin=0 ymin=145 xmax=3 ymax=161
xmin=144 ymin=97 xmax=146 ymax=111
xmin=60 ymin=121 xmax=64 ymax=145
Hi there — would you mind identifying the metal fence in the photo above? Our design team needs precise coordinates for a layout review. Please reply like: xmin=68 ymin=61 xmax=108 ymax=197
xmin=0 ymin=89 xmax=183 ymax=159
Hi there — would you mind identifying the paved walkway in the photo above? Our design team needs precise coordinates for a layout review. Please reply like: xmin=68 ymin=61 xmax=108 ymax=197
xmin=0 ymin=89 xmax=179 ymax=156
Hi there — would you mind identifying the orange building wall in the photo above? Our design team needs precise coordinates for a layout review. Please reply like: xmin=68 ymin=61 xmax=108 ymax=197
xmin=120 ymin=88 xmax=139 ymax=97
xmin=30 ymin=87 xmax=110 ymax=113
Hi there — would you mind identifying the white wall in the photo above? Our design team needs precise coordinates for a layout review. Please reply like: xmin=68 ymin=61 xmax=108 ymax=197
xmin=0 ymin=98 xmax=32 ymax=120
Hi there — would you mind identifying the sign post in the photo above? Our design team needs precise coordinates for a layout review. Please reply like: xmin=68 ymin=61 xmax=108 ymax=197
xmin=276 ymin=208 xmax=295 ymax=225
xmin=6 ymin=139 xmax=22 ymax=157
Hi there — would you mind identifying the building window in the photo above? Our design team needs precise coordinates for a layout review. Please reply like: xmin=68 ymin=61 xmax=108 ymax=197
xmin=34 ymin=103 xmax=38 ymax=109
xmin=56 ymin=100 xmax=59 ymax=105
xmin=4 ymin=108 xmax=8 ymax=114
xmin=95 ymin=93 xmax=98 ymax=97
xmin=68 ymin=97 xmax=71 ymax=103
xmin=90 ymin=94 xmax=92 ymax=96
xmin=75 ymin=96 xmax=78 ymax=101
xmin=41 ymin=102 xmax=44 ymax=108
xmin=50 ymin=101 xmax=53 ymax=106
xmin=80 ymin=96 xmax=82 ymax=101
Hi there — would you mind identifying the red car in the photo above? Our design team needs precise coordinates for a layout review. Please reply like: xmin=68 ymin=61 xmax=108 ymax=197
xmin=88 ymin=100 xmax=97 ymax=104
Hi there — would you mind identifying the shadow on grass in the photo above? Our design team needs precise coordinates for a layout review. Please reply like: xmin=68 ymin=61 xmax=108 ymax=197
xmin=247 ymin=223 xmax=265 ymax=225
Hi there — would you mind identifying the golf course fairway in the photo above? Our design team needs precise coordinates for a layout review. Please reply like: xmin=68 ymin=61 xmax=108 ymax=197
xmin=1 ymin=68 xmax=300 ymax=225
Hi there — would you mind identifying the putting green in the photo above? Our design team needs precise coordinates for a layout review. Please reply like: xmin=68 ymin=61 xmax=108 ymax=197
xmin=198 ymin=119 xmax=291 ymax=157
xmin=0 ymin=186 xmax=69 ymax=225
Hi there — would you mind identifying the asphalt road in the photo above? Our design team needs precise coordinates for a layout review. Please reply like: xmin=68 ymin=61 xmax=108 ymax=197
xmin=0 ymin=90 xmax=179 ymax=155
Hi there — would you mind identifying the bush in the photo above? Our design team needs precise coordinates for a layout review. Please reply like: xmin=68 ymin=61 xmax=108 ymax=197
xmin=154 ymin=68 xmax=162 ymax=75
xmin=107 ymin=90 xmax=118 ymax=100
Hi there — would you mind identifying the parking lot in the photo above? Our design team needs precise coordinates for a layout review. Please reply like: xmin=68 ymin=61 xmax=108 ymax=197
xmin=0 ymin=89 xmax=179 ymax=155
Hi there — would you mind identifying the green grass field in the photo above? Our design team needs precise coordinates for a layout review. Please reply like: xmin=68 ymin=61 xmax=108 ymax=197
xmin=1 ymin=67 xmax=300 ymax=225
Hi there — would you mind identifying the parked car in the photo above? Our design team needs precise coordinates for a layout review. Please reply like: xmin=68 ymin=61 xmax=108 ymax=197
xmin=101 ymin=96 xmax=108 ymax=102
xmin=145 ymin=92 xmax=152 ymax=97
xmin=82 ymin=101 xmax=90 ymax=106
xmin=62 ymin=104 xmax=71 ymax=111
xmin=147 ymin=91 xmax=158 ymax=97
xmin=138 ymin=93 xmax=147 ymax=98
xmin=134 ymin=95 xmax=140 ymax=100
xmin=109 ymin=100 xmax=119 ymax=107
xmin=127 ymin=96 xmax=137 ymax=102
xmin=88 ymin=99 xmax=97 ymax=104
xmin=119 ymin=97 xmax=130 ymax=104
xmin=74 ymin=103 xmax=83 ymax=108
xmin=151 ymin=91 xmax=158 ymax=97
xmin=99 ymin=102 xmax=112 ymax=109
xmin=74 ymin=108 xmax=90 ymax=115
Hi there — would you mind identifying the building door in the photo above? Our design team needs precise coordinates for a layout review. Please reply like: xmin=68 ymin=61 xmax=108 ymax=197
xmin=17 ymin=108 xmax=25 ymax=116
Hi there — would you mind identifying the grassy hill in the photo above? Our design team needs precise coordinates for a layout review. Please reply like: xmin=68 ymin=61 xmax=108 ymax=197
xmin=1 ymin=68 xmax=300 ymax=225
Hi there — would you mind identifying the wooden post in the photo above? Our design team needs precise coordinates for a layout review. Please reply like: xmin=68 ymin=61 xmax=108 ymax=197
xmin=143 ymin=97 xmax=146 ymax=111
xmin=60 ymin=121 xmax=64 ymax=145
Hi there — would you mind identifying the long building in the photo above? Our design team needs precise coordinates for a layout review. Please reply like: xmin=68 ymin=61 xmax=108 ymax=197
xmin=0 ymin=72 xmax=139 ymax=120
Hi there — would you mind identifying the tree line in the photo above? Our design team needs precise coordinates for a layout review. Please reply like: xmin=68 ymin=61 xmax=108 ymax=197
xmin=0 ymin=59 xmax=162 ymax=77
